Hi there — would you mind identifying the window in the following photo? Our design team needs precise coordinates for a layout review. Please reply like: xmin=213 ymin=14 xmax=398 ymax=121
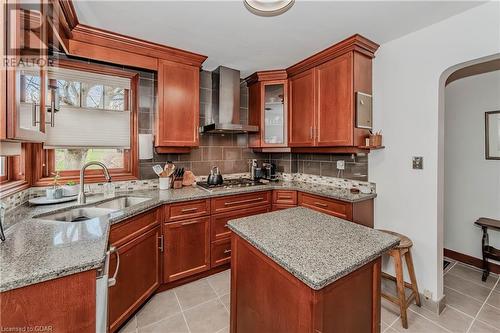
xmin=0 ymin=144 xmax=30 ymax=197
xmin=33 ymin=60 xmax=139 ymax=186
xmin=0 ymin=156 xmax=8 ymax=183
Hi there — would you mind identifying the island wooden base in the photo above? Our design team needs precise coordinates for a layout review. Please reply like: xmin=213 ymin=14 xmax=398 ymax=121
xmin=230 ymin=234 xmax=382 ymax=333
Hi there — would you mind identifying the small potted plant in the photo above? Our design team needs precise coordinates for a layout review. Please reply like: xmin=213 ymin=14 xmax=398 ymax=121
xmin=62 ymin=180 xmax=79 ymax=197
xmin=46 ymin=172 xmax=63 ymax=199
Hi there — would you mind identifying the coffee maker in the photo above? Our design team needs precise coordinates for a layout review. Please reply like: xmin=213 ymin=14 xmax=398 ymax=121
xmin=262 ymin=163 xmax=278 ymax=181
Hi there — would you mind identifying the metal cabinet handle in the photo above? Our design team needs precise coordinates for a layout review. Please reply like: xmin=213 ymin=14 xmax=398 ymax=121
xmin=181 ymin=207 xmax=198 ymax=213
xmin=224 ymin=197 xmax=263 ymax=206
xmin=182 ymin=220 xmax=202 ymax=226
xmin=309 ymin=126 xmax=313 ymax=140
xmin=314 ymin=202 xmax=328 ymax=208
xmin=50 ymin=100 xmax=55 ymax=127
xmin=32 ymin=103 xmax=37 ymax=127
xmin=108 ymin=246 xmax=120 ymax=287
xmin=279 ymin=195 xmax=292 ymax=199
xmin=159 ymin=235 xmax=164 ymax=252
xmin=223 ymin=249 xmax=232 ymax=254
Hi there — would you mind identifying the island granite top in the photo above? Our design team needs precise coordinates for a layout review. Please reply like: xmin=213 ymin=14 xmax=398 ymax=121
xmin=227 ymin=207 xmax=399 ymax=290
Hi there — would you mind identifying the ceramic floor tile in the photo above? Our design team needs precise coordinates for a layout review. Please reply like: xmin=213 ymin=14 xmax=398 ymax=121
xmin=444 ymin=286 xmax=483 ymax=317
xmin=119 ymin=316 xmax=137 ymax=333
xmin=409 ymin=304 xmax=473 ymax=333
xmin=447 ymin=264 xmax=498 ymax=289
xmin=477 ymin=303 xmax=500 ymax=329
xmin=390 ymin=310 xmax=448 ymax=333
xmin=138 ymin=313 xmax=189 ymax=333
xmin=207 ymin=269 xmax=230 ymax=297
xmin=174 ymin=278 xmax=218 ymax=310
xmin=381 ymin=298 xmax=400 ymax=326
xmin=183 ymin=299 xmax=229 ymax=333
xmin=136 ymin=290 xmax=181 ymax=328
xmin=220 ymin=293 xmax=230 ymax=310
xmin=486 ymin=290 xmax=500 ymax=308
xmin=469 ymin=319 xmax=500 ymax=332
xmin=444 ymin=274 xmax=492 ymax=302
xmin=215 ymin=327 xmax=229 ymax=333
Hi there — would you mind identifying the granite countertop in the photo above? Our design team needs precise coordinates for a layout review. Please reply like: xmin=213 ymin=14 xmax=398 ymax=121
xmin=0 ymin=180 xmax=376 ymax=292
xmin=227 ymin=207 xmax=399 ymax=290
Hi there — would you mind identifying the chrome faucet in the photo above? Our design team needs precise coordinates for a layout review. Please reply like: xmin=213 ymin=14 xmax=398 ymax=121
xmin=78 ymin=161 xmax=112 ymax=205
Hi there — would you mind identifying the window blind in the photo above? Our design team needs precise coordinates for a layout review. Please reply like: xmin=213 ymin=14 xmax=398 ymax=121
xmin=44 ymin=67 xmax=131 ymax=149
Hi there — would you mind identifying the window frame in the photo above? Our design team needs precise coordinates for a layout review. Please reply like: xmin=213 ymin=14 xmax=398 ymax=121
xmin=0 ymin=144 xmax=32 ymax=198
xmin=33 ymin=60 xmax=139 ymax=186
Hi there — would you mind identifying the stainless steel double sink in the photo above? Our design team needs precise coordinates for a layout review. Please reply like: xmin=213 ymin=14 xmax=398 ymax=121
xmin=36 ymin=196 xmax=150 ymax=223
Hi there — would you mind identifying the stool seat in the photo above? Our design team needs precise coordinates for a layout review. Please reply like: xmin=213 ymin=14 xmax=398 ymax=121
xmin=379 ymin=229 xmax=413 ymax=249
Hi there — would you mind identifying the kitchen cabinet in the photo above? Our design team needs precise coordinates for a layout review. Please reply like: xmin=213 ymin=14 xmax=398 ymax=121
xmin=287 ymin=35 xmax=379 ymax=149
xmin=155 ymin=59 xmax=200 ymax=152
xmin=211 ymin=191 xmax=271 ymax=214
xmin=163 ymin=216 xmax=211 ymax=282
xmin=4 ymin=0 xmax=49 ymax=142
xmin=288 ymin=69 xmax=316 ymax=147
xmin=247 ymin=70 xmax=288 ymax=149
xmin=108 ymin=209 xmax=161 ymax=333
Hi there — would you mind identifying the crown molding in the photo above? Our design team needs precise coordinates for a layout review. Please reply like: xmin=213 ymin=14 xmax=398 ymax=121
xmin=245 ymin=69 xmax=288 ymax=85
xmin=286 ymin=34 xmax=379 ymax=77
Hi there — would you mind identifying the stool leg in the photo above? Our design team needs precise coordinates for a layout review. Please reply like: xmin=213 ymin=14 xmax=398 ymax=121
xmin=405 ymin=250 xmax=421 ymax=307
xmin=394 ymin=250 xmax=408 ymax=329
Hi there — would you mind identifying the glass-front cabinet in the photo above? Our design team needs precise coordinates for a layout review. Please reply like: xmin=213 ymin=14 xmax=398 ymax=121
xmin=247 ymin=70 xmax=288 ymax=149
xmin=4 ymin=0 xmax=49 ymax=141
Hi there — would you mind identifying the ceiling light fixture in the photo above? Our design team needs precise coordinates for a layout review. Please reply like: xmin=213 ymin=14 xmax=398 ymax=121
xmin=244 ymin=0 xmax=295 ymax=17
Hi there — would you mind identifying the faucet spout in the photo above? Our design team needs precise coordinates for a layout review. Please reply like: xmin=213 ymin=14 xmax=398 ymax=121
xmin=78 ymin=161 xmax=112 ymax=205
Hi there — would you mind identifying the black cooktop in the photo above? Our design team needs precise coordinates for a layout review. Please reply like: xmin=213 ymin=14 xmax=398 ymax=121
xmin=197 ymin=178 xmax=266 ymax=191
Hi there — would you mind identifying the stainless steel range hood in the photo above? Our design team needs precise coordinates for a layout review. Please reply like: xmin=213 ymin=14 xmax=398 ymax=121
xmin=201 ymin=66 xmax=259 ymax=133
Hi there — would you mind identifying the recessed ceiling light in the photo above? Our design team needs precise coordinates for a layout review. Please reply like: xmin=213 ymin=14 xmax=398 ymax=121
xmin=244 ymin=0 xmax=295 ymax=17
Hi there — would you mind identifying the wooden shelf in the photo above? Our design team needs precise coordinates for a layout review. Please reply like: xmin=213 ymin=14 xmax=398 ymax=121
xmin=357 ymin=146 xmax=385 ymax=150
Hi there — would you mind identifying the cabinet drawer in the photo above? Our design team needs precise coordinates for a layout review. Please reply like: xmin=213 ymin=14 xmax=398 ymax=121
xmin=211 ymin=191 xmax=271 ymax=214
xmin=298 ymin=192 xmax=353 ymax=221
xmin=272 ymin=204 xmax=296 ymax=211
xmin=168 ymin=199 xmax=210 ymax=221
xmin=109 ymin=209 xmax=159 ymax=247
xmin=211 ymin=238 xmax=231 ymax=268
xmin=211 ymin=206 xmax=270 ymax=241
xmin=272 ymin=190 xmax=297 ymax=205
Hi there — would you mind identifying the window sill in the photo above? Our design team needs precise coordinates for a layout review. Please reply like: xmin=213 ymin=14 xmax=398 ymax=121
xmin=0 ymin=180 xmax=30 ymax=199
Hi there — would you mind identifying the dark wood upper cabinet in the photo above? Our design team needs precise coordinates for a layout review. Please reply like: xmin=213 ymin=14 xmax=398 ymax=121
xmin=288 ymin=69 xmax=316 ymax=147
xmin=287 ymin=35 xmax=379 ymax=149
xmin=155 ymin=59 xmax=200 ymax=151
xmin=163 ymin=216 xmax=210 ymax=283
xmin=316 ymin=52 xmax=353 ymax=146
xmin=246 ymin=70 xmax=288 ymax=149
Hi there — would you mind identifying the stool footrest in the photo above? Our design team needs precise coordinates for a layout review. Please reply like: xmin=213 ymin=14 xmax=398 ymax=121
xmin=382 ymin=272 xmax=415 ymax=290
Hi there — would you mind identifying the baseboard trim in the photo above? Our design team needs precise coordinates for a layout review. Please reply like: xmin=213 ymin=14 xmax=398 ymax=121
xmin=444 ymin=248 xmax=500 ymax=274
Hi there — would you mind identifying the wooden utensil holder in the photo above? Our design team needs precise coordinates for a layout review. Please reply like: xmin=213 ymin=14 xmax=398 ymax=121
xmin=369 ymin=134 xmax=382 ymax=147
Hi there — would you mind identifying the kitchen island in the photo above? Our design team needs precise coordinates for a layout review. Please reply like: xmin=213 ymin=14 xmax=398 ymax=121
xmin=227 ymin=207 xmax=399 ymax=333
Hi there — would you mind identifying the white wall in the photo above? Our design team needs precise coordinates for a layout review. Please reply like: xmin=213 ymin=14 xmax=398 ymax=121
xmin=370 ymin=1 xmax=500 ymax=302
xmin=444 ymin=71 xmax=500 ymax=260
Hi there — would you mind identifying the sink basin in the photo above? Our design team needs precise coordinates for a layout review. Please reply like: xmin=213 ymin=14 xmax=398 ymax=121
xmin=95 ymin=196 xmax=150 ymax=210
xmin=38 ymin=207 xmax=118 ymax=223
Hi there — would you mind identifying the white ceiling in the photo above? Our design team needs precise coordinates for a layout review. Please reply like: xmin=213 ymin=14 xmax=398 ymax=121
xmin=73 ymin=1 xmax=484 ymax=77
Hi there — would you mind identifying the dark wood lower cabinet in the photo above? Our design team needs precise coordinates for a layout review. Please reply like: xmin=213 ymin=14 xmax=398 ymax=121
xmin=211 ymin=238 xmax=232 ymax=267
xmin=163 ymin=217 xmax=211 ymax=283
xmin=230 ymin=234 xmax=381 ymax=333
xmin=108 ymin=226 xmax=161 ymax=332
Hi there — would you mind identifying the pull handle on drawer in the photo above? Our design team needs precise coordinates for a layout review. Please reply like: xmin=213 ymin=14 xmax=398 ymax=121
xmin=223 ymin=249 xmax=232 ymax=254
xmin=181 ymin=207 xmax=199 ymax=213
xmin=224 ymin=197 xmax=264 ymax=206
xmin=314 ymin=202 xmax=328 ymax=208
xmin=182 ymin=220 xmax=202 ymax=226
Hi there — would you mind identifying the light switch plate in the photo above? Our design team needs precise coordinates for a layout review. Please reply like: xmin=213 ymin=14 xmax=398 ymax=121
xmin=412 ymin=156 xmax=423 ymax=169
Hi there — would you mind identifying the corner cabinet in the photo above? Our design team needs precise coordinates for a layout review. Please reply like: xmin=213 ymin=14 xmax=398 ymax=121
xmin=155 ymin=59 xmax=200 ymax=152
xmin=288 ymin=35 xmax=379 ymax=149
xmin=247 ymin=70 xmax=288 ymax=149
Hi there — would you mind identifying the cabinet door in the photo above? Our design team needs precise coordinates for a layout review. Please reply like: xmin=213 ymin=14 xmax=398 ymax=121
xmin=316 ymin=53 xmax=353 ymax=146
xmin=288 ymin=69 xmax=316 ymax=146
xmin=163 ymin=217 xmax=210 ymax=282
xmin=156 ymin=59 xmax=199 ymax=147
xmin=262 ymin=81 xmax=287 ymax=147
xmin=108 ymin=226 xmax=161 ymax=332
xmin=5 ymin=1 xmax=48 ymax=142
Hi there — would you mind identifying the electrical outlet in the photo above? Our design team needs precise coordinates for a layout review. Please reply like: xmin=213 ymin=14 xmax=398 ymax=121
xmin=337 ymin=160 xmax=345 ymax=170
xmin=412 ymin=156 xmax=423 ymax=170
xmin=423 ymin=289 xmax=432 ymax=300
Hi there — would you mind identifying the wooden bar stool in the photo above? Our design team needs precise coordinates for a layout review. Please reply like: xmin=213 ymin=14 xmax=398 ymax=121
xmin=379 ymin=230 xmax=421 ymax=329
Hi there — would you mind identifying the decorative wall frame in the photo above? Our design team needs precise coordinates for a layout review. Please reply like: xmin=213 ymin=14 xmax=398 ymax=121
xmin=485 ymin=111 xmax=500 ymax=160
